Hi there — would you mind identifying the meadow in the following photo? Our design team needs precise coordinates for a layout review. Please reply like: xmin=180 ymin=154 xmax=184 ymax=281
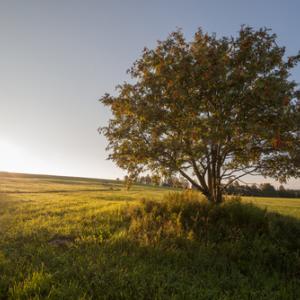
xmin=1 ymin=172 xmax=300 ymax=299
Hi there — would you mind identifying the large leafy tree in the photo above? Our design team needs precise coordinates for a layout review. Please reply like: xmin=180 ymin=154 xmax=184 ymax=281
xmin=100 ymin=26 xmax=300 ymax=203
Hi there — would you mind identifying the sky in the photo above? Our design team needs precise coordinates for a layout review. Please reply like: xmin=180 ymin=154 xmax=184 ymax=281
xmin=0 ymin=0 xmax=299 ymax=188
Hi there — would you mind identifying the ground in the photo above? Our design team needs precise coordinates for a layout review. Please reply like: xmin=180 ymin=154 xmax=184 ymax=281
xmin=1 ymin=172 xmax=300 ymax=299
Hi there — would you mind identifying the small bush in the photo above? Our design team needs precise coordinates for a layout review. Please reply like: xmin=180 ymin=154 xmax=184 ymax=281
xmin=123 ymin=191 xmax=300 ymax=270
xmin=125 ymin=191 xmax=273 ymax=245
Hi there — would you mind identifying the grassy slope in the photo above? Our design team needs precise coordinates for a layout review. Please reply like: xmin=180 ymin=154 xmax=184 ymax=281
xmin=0 ymin=172 xmax=300 ymax=299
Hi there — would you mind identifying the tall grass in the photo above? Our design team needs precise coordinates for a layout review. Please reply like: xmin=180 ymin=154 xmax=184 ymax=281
xmin=1 ymin=174 xmax=300 ymax=299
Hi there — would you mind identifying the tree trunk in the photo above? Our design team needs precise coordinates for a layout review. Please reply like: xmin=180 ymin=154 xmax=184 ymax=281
xmin=201 ymin=166 xmax=223 ymax=203
xmin=198 ymin=185 xmax=223 ymax=204
xmin=201 ymin=145 xmax=223 ymax=204
xmin=206 ymin=189 xmax=223 ymax=203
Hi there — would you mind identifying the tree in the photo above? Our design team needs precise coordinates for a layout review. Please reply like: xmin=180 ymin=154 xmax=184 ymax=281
xmin=260 ymin=183 xmax=276 ymax=196
xmin=100 ymin=26 xmax=300 ymax=203
xmin=151 ymin=174 xmax=161 ymax=186
xmin=278 ymin=184 xmax=286 ymax=197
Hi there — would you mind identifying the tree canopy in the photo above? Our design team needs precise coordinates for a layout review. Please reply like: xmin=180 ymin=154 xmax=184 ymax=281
xmin=100 ymin=26 xmax=300 ymax=203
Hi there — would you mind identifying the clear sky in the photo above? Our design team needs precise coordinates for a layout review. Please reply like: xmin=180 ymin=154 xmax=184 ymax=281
xmin=0 ymin=0 xmax=299 ymax=188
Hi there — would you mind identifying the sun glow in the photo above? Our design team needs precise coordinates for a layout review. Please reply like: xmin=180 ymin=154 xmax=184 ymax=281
xmin=0 ymin=140 xmax=47 ymax=174
xmin=0 ymin=140 xmax=28 ymax=172
xmin=0 ymin=139 xmax=67 ymax=176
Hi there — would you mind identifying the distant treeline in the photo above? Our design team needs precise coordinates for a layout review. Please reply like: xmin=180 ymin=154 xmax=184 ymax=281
xmin=117 ymin=176 xmax=299 ymax=198
xmin=225 ymin=182 xmax=300 ymax=198
xmin=118 ymin=175 xmax=190 ymax=189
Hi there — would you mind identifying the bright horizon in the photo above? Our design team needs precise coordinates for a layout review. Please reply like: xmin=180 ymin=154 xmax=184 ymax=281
xmin=1 ymin=0 xmax=300 ymax=189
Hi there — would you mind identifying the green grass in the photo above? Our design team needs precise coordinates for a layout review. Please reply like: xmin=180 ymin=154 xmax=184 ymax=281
xmin=1 ymin=172 xmax=300 ymax=299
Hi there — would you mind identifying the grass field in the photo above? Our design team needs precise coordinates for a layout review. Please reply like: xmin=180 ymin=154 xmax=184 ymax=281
xmin=1 ymin=172 xmax=300 ymax=299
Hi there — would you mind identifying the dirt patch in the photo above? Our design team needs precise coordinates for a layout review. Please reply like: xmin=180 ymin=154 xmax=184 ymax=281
xmin=48 ymin=236 xmax=75 ymax=247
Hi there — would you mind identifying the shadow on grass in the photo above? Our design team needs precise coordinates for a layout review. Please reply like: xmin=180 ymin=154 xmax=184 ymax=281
xmin=1 ymin=192 xmax=300 ymax=299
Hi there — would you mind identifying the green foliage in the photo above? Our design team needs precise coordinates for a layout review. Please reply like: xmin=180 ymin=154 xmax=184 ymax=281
xmin=1 ymin=173 xmax=300 ymax=299
xmin=9 ymin=269 xmax=53 ymax=299
xmin=100 ymin=26 xmax=300 ymax=202
xmin=125 ymin=192 xmax=300 ymax=250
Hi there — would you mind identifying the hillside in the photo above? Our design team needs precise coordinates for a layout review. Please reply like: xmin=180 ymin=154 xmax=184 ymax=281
xmin=1 ymin=172 xmax=300 ymax=299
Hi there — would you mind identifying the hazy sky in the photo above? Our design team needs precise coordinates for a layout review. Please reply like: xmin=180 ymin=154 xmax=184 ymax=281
xmin=0 ymin=0 xmax=299 ymax=188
